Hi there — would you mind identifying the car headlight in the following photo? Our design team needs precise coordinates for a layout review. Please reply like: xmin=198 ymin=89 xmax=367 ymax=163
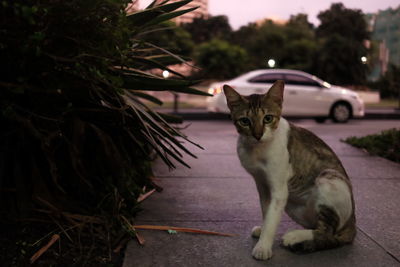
xmin=208 ymin=85 xmax=222 ymax=95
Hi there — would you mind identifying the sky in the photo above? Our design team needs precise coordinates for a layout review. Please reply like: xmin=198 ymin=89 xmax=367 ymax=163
xmin=208 ymin=0 xmax=400 ymax=29
xmin=139 ymin=0 xmax=399 ymax=29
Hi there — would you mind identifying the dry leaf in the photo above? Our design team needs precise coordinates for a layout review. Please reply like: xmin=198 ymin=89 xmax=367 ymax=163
xmin=135 ymin=231 xmax=146 ymax=246
xmin=137 ymin=188 xmax=156 ymax=203
xmin=113 ymin=237 xmax=131 ymax=253
xmin=149 ymin=176 xmax=163 ymax=192
xmin=30 ymin=234 xmax=60 ymax=264
xmin=132 ymin=225 xmax=235 ymax=237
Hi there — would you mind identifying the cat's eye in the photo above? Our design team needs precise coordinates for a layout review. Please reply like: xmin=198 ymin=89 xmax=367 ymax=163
xmin=238 ymin=117 xmax=251 ymax=126
xmin=263 ymin=115 xmax=274 ymax=124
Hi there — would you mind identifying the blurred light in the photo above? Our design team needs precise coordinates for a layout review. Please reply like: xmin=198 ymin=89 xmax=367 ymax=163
xmin=267 ymin=59 xmax=276 ymax=68
xmin=208 ymin=86 xmax=222 ymax=95
xmin=361 ymin=56 xmax=367 ymax=64
xmin=322 ymin=81 xmax=331 ymax=88
xmin=162 ymin=70 xmax=170 ymax=78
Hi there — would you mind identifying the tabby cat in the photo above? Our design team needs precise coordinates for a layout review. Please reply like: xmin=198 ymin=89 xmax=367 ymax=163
xmin=223 ymin=80 xmax=356 ymax=260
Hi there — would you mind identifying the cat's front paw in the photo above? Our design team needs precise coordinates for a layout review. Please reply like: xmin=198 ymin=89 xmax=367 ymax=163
xmin=252 ymin=242 xmax=273 ymax=260
xmin=251 ymin=226 xmax=261 ymax=238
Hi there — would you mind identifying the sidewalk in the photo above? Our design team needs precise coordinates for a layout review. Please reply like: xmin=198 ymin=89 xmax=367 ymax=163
xmin=123 ymin=120 xmax=400 ymax=267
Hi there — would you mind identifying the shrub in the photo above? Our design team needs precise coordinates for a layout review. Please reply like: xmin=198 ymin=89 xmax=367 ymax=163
xmin=368 ymin=64 xmax=400 ymax=99
xmin=345 ymin=129 xmax=400 ymax=163
xmin=0 ymin=0 xmax=208 ymax=265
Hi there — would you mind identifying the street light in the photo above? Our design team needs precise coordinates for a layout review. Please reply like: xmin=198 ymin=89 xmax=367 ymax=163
xmin=162 ymin=70 xmax=170 ymax=78
xmin=267 ymin=59 xmax=276 ymax=68
xmin=361 ymin=56 xmax=367 ymax=64
xmin=162 ymin=70 xmax=179 ymax=113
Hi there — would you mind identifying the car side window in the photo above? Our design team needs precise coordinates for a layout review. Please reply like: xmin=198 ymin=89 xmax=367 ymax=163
xmin=248 ymin=73 xmax=284 ymax=83
xmin=284 ymin=74 xmax=321 ymax=87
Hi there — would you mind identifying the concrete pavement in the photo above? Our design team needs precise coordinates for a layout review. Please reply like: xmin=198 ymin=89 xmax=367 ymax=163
xmin=155 ymin=107 xmax=400 ymax=120
xmin=123 ymin=120 xmax=400 ymax=267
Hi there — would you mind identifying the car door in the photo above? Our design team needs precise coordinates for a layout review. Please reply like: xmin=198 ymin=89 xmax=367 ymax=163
xmin=283 ymin=74 xmax=330 ymax=116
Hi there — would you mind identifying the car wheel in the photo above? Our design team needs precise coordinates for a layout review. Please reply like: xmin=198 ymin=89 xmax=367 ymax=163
xmin=315 ymin=117 xmax=327 ymax=123
xmin=331 ymin=102 xmax=351 ymax=123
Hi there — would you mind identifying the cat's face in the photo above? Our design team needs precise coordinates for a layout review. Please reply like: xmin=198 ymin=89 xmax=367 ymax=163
xmin=223 ymin=80 xmax=284 ymax=142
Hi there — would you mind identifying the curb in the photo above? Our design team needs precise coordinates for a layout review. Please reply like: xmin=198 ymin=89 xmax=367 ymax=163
xmin=157 ymin=110 xmax=400 ymax=121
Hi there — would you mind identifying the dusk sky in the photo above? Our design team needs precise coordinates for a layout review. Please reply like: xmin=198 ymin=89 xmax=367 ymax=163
xmin=141 ymin=0 xmax=400 ymax=29
xmin=208 ymin=0 xmax=400 ymax=29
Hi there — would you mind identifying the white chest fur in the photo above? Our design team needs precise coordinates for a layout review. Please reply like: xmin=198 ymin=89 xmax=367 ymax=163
xmin=237 ymin=119 xmax=293 ymax=186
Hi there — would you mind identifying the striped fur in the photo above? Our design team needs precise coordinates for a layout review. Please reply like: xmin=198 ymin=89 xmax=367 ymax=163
xmin=224 ymin=81 xmax=356 ymax=260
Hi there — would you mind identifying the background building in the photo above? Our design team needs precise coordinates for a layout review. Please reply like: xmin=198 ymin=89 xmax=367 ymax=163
xmin=133 ymin=0 xmax=208 ymax=23
xmin=174 ymin=0 xmax=208 ymax=24
xmin=367 ymin=5 xmax=400 ymax=80
xmin=126 ymin=0 xmax=139 ymax=14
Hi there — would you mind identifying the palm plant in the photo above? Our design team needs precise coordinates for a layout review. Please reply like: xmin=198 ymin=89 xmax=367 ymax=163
xmin=0 ymin=0 xmax=208 ymax=264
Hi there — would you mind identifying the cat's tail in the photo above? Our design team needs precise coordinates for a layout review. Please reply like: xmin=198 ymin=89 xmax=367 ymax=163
xmin=283 ymin=205 xmax=356 ymax=253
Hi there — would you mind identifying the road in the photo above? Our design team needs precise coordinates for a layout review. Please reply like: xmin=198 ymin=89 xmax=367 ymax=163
xmin=123 ymin=119 xmax=400 ymax=267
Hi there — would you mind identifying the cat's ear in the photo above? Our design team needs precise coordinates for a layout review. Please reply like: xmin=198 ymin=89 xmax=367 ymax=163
xmin=265 ymin=80 xmax=284 ymax=106
xmin=223 ymin=85 xmax=247 ymax=110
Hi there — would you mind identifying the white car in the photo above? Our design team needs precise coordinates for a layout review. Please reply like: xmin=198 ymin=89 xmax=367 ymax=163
xmin=206 ymin=69 xmax=364 ymax=123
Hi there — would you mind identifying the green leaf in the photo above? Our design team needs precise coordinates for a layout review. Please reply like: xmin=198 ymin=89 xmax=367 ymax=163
xmin=156 ymin=112 xmax=183 ymax=124
xmin=127 ymin=56 xmax=186 ymax=78
xmin=145 ymin=55 xmax=191 ymax=66
xmin=127 ymin=0 xmax=193 ymax=27
xmin=122 ymin=73 xmax=210 ymax=96
xmin=126 ymin=91 xmax=163 ymax=106
xmin=122 ymin=73 xmax=194 ymax=87
xmin=143 ymin=7 xmax=198 ymax=27
xmin=127 ymin=99 xmax=198 ymax=162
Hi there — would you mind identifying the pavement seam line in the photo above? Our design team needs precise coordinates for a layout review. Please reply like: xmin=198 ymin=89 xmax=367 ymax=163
xmin=154 ymin=176 xmax=400 ymax=180
xmin=357 ymin=226 xmax=400 ymax=263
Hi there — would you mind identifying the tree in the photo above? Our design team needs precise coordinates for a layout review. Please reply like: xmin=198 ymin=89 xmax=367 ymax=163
xmin=231 ymin=22 xmax=259 ymax=47
xmin=182 ymin=15 xmax=232 ymax=43
xmin=280 ymin=14 xmax=317 ymax=72
xmin=317 ymin=3 xmax=369 ymax=41
xmin=280 ymin=39 xmax=317 ymax=71
xmin=285 ymin=13 xmax=315 ymax=41
xmin=194 ymin=39 xmax=248 ymax=79
xmin=242 ymin=20 xmax=287 ymax=69
xmin=229 ymin=16 xmax=319 ymax=72
xmin=315 ymin=34 xmax=368 ymax=84
xmin=142 ymin=21 xmax=194 ymax=56
xmin=315 ymin=3 xmax=370 ymax=85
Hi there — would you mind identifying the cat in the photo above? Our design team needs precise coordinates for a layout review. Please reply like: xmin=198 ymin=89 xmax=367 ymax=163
xmin=223 ymin=80 xmax=356 ymax=260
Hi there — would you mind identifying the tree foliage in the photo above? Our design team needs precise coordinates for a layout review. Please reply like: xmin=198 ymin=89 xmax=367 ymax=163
xmin=314 ymin=33 xmax=369 ymax=85
xmin=179 ymin=3 xmax=374 ymax=85
xmin=182 ymin=15 xmax=232 ymax=43
xmin=230 ymin=15 xmax=316 ymax=71
xmin=142 ymin=21 xmax=194 ymax=56
xmin=316 ymin=3 xmax=369 ymax=41
xmin=315 ymin=3 xmax=370 ymax=85
xmin=193 ymin=39 xmax=248 ymax=79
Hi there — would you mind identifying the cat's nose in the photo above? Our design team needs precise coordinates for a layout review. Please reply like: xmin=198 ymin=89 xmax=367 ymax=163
xmin=253 ymin=134 xmax=263 ymax=141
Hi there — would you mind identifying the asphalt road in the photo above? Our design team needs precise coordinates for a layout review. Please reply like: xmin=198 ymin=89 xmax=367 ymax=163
xmin=124 ymin=119 xmax=400 ymax=267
